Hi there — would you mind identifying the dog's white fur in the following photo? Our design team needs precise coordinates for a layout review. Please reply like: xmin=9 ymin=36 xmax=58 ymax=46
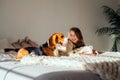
xmin=54 ymin=37 xmax=68 ymax=56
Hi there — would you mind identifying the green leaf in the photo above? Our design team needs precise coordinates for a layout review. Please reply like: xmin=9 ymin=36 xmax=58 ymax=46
xmin=102 ymin=5 xmax=120 ymax=27
xmin=95 ymin=27 xmax=114 ymax=36
xmin=96 ymin=5 xmax=120 ymax=51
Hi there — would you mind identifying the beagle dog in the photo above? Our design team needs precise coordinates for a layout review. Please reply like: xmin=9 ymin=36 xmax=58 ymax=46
xmin=42 ymin=32 xmax=66 ymax=56
xmin=16 ymin=32 xmax=66 ymax=60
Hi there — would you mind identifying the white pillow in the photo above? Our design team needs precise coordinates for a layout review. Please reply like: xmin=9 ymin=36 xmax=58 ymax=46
xmin=0 ymin=39 xmax=14 ymax=48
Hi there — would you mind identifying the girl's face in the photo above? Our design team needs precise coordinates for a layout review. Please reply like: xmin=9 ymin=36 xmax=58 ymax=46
xmin=68 ymin=30 xmax=78 ymax=43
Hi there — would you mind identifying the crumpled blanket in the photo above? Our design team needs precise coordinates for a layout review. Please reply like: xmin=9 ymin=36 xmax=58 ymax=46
xmin=21 ymin=52 xmax=120 ymax=80
xmin=0 ymin=52 xmax=17 ymax=61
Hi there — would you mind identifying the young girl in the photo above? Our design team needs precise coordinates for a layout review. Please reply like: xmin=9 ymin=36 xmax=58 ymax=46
xmin=65 ymin=27 xmax=99 ymax=56
xmin=66 ymin=27 xmax=85 ymax=54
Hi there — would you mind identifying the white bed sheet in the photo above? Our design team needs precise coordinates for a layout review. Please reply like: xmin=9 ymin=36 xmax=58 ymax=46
xmin=0 ymin=61 xmax=83 ymax=80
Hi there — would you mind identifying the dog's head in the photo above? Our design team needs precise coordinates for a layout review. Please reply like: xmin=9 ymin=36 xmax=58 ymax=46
xmin=42 ymin=32 xmax=68 ymax=56
xmin=49 ymin=33 xmax=64 ymax=49
xmin=48 ymin=33 xmax=68 ymax=56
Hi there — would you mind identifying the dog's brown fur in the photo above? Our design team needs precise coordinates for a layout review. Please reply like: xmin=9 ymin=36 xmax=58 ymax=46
xmin=43 ymin=33 xmax=64 ymax=56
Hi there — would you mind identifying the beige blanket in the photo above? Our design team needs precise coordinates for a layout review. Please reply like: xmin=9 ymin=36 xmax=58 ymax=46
xmin=21 ymin=52 xmax=120 ymax=80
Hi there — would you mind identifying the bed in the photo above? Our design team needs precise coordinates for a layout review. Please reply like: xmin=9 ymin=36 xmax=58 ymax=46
xmin=0 ymin=39 xmax=120 ymax=80
xmin=0 ymin=51 xmax=120 ymax=80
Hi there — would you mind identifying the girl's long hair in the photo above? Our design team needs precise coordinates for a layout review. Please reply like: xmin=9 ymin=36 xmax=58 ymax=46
xmin=69 ymin=27 xmax=85 ymax=48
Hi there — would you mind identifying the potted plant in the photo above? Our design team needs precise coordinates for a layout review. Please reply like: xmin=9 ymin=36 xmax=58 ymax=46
xmin=96 ymin=5 xmax=120 ymax=52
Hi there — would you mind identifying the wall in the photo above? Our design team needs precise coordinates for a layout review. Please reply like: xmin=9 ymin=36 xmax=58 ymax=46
xmin=0 ymin=0 xmax=118 ymax=51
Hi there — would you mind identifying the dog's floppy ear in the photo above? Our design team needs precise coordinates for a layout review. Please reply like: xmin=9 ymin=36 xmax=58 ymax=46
xmin=55 ymin=36 xmax=58 ymax=43
xmin=49 ymin=34 xmax=58 ymax=47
